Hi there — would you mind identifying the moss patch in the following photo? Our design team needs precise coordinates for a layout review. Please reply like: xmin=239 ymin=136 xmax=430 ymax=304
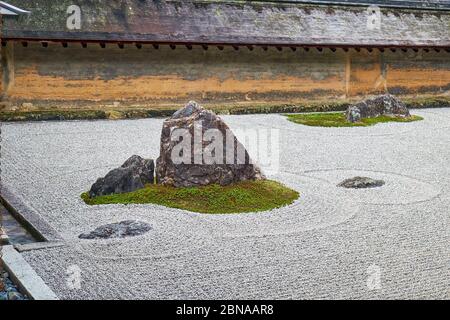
xmin=0 ymin=109 xmax=179 ymax=122
xmin=2 ymin=94 xmax=447 ymax=122
xmin=81 ymin=180 xmax=299 ymax=214
xmin=0 ymin=110 xmax=107 ymax=122
xmin=285 ymin=112 xmax=423 ymax=127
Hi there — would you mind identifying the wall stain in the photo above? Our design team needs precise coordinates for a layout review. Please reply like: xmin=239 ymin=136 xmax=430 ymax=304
xmin=1 ymin=43 xmax=449 ymax=107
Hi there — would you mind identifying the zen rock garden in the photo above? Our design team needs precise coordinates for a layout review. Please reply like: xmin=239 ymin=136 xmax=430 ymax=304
xmin=79 ymin=94 xmax=424 ymax=242
xmin=83 ymin=95 xmax=419 ymax=218
xmin=82 ymin=101 xmax=298 ymax=215
xmin=3 ymin=94 xmax=448 ymax=300
xmin=1 ymin=0 xmax=448 ymax=301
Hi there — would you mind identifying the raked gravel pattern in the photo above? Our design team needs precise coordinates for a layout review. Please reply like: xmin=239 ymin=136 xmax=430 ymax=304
xmin=1 ymin=109 xmax=449 ymax=299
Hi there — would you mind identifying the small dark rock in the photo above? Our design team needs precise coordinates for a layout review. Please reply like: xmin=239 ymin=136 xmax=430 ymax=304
xmin=79 ymin=220 xmax=152 ymax=240
xmin=338 ymin=177 xmax=385 ymax=189
xmin=89 ymin=155 xmax=154 ymax=197
xmin=346 ymin=94 xmax=411 ymax=123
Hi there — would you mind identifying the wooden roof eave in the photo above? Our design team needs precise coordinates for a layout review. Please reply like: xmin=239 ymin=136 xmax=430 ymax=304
xmin=0 ymin=1 xmax=30 ymax=15
xmin=2 ymin=1 xmax=450 ymax=48
xmin=2 ymin=37 xmax=450 ymax=52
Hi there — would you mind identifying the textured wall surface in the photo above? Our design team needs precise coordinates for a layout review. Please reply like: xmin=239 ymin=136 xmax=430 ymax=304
xmin=268 ymin=0 xmax=450 ymax=10
xmin=1 ymin=42 xmax=449 ymax=107
xmin=2 ymin=0 xmax=450 ymax=47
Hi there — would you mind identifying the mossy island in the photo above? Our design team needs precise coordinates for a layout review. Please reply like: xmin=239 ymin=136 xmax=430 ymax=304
xmin=286 ymin=112 xmax=423 ymax=127
xmin=82 ymin=102 xmax=299 ymax=214
xmin=286 ymin=95 xmax=423 ymax=127
xmin=82 ymin=180 xmax=299 ymax=214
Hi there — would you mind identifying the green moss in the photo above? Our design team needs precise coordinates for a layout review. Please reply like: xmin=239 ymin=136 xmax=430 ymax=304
xmin=0 ymin=108 xmax=181 ymax=122
xmin=403 ymin=96 xmax=450 ymax=109
xmin=2 ymin=94 xmax=447 ymax=122
xmin=0 ymin=110 xmax=107 ymax=122
xmin=285 ymin=112 xmax=423 ymax=127
xmin=225 ymin=101 xmax=350 ymax=115
xmin=81 ymin=180 xmax=299 ymax=214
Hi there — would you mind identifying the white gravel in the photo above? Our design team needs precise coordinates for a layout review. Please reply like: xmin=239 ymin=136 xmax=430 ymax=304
xmin=1 ymin=109 xmax=449 ymax=300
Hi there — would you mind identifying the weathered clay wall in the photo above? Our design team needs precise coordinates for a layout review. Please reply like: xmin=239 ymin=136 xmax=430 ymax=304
xmin=1 ymin=42 xmax=449 ymax=108
xmin=349 ymin=50 xmax=450 ymax=96
xmin=3 ymin=0 xmax=450 ymax=47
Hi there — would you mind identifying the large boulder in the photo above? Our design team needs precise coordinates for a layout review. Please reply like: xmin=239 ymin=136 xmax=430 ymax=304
xmin=346 ymin=94 xmax=411 ymax=123
xmin=89 ymin=155 xmax=154 ymax=197
xmin=156 ymin=101 xmax=265 ymax=187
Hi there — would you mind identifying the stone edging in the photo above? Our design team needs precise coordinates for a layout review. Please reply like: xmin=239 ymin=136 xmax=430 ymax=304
xmin=0 ymin=184 xmax=62 ymax=242
xmin=1 ymin=245 xmax=59 ymax=300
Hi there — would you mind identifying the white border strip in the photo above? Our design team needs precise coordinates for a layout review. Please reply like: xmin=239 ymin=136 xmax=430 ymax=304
xmin=0 ymin=1 xmax=30 ymax=14
xmin=1 ymin=245 xmax=59 ymax=300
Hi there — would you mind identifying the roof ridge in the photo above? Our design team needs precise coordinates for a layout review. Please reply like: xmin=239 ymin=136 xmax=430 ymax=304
xmin=0 ymin=1 xmax=30 ymax=15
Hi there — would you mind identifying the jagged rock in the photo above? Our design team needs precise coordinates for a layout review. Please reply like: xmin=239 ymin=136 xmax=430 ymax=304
xmin=156 ymin=101 xmax=265 ymax=187
xmin=346 ymin=94 xmax=411 ymax=123
xmin=89 ymin=155 xmax=154 ymax=197
xmin=338 ymin=177 xmax=385 ymax=189
xmin=79 ymin=220 xmax=152 ymax=240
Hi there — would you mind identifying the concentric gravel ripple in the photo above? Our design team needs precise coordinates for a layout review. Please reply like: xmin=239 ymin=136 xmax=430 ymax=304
xmin=1 ymin=108 xmax=449 ymax=299
xmin=302 ymin=169 xmax=442 ymax=205
xmin=228 ymin=110 xmax=450 ymax=138
xmin=197 ymin=172 xmax=358 ymax=238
